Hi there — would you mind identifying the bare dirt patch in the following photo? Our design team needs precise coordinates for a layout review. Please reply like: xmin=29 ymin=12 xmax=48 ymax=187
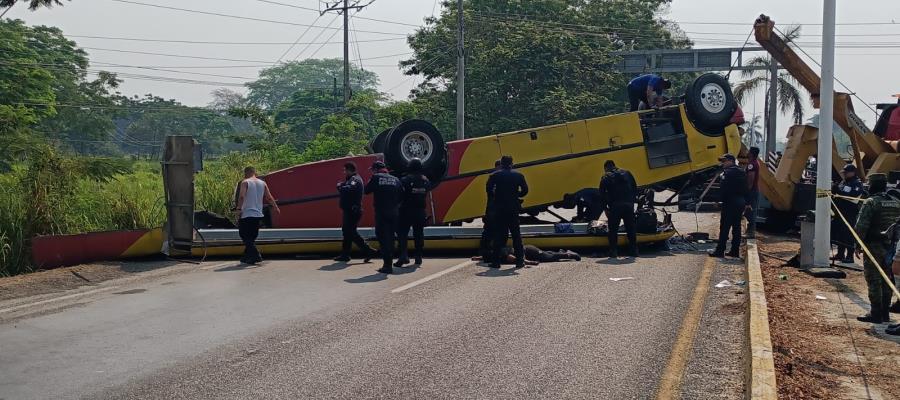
xmin=759 ymin=234 xmax=900 ymax=399
xmin=0 ymin=258 xmax=176 ymax=302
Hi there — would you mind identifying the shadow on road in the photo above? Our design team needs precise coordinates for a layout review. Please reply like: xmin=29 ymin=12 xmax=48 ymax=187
xmin=344 ymin=273 xmax=389 ymax=284
xmin=319 ymin=262 xmax=369 ymax=271
xmin=595 ymin=257 xmax=636 ymax=265
xmin=475 ymin=267 xmax=520 ymax=277
xmin=214 ymin=263 xmax=261 ymax=272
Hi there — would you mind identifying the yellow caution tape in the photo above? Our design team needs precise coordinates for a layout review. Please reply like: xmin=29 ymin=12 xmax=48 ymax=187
xmin=829 ymin=196 xmax=900 ymax=299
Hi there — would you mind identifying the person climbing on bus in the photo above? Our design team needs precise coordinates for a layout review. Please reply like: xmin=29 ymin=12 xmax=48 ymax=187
xmin=627 ymin=73 xmax=671 ymax=111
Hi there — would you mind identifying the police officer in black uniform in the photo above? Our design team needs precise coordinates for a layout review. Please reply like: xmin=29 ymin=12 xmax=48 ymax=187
xmin=479 ymin=160 xmax=502 ymax=260
xmin=364 ymin=160 xmax=403 ymax=274
xmin=830 ymin=163 xmax=864 ymax=263
xmin=709 ymin=153 xmax=748 ymax=258
xmin=395 ymin=158 xmax=432 ymax=267
xmin=598 ymin=160 xmax=639 ymax=258
xmin=487 ymin=156 xmax=529 ymax=269
xmin=334 ymin=162 xmax=377 ymax=262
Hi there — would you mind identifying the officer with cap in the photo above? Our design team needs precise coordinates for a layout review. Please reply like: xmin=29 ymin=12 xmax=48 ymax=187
xmin=710 ymin=153 xmax=748 ymax=258
xmin=854 ymin=173 xmax=900 ymax=323
xmin=364 ymin=160 xmax=403 ymax=274
xmin=598 ymin=160 xmax=638 ymax=258
xmin=479 ymin=160 xmax=503 ymax=260
xmin=395 ymin=158 xmax=432 ymax=267
xmin=334 ymin=162 xmax=378 ymax=262
xmin=487 ymin=155 xmax=529 ymax=269
xmin=831 ymin=163 xmax=864 ymax=263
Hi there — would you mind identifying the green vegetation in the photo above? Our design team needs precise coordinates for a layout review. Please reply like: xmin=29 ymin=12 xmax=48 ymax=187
xmin=1 ymin=0 xmax=694 ymax=275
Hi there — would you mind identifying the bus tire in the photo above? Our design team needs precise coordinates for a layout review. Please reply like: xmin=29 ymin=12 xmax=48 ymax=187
xmin=366 ymin=128 xmax=392 ymax=154
xmin=685 ymin=73 xmax=736 ymax=133
xmin=384 ymin=119 xmax=447 ymax=182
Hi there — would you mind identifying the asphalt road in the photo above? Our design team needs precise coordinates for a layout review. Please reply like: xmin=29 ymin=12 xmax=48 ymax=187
xmin=0 ymin=247 xmax=722 ymax=400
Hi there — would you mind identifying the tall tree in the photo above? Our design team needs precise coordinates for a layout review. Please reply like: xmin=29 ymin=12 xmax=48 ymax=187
xmin=733 ymin=25 xmax=807 ymax=126
xmin=0 ymin=0 xmax=68 ymax=11
xmin=402 ymin=0 xmax=691 ymax=138
xmin=246 ymin=58 xmax=379 ymax=109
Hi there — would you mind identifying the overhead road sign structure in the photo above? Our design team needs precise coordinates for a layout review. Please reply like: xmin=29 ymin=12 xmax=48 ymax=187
xmin=611 ymin=47 xmax=773 ymax=73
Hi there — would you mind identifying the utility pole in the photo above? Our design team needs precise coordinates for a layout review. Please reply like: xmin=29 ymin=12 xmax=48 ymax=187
xmin=766 ymin=57 xmax=778 ymax=155
xmin=456 ymin=0 xmax=465 ymax=140
xmin=321 ymin=1 xmax=374 ymax=105
xmin=814 ymin=0 xmax=836 ymax=267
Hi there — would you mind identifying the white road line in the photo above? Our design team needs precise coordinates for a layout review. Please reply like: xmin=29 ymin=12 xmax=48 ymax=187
xmin=391 ymin=261 xmax=476 ymax=294
xmin=200 ymin=261 xmax=239 ymax=271
xmin=0 ymin=285 xmax=121 ymax=315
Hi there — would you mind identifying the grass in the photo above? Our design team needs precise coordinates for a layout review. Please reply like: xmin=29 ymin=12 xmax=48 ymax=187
xmin=0 ymin=152 xmax=283 ymax=276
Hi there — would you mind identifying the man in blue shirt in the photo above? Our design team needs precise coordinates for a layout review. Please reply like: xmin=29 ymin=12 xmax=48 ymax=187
xmin=627 ymin=74 xmax=671 ymax=111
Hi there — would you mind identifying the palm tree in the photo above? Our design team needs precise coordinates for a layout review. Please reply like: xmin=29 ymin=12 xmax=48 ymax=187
xmin=0 ymin=0 xmax=66 ymax=10
xmin=733 ymin=25 xmax=808 ymax=126
xmin=741 ymin=114 xmax=764 ymax=148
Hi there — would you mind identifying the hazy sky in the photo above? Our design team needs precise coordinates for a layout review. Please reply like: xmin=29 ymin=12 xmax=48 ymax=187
xmin=6 ymin=0 xmax=900 ymax=136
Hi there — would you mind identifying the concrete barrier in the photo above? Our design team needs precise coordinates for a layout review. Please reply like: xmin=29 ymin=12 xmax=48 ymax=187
xmin=745 ymin=239 xmax=778 ymax=399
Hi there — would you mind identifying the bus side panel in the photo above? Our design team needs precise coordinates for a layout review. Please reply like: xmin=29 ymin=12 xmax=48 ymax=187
xmin=585 ymin=113 xmax=644 ymax=149
xmin=497 ymin=124 xmax=572 ymax=163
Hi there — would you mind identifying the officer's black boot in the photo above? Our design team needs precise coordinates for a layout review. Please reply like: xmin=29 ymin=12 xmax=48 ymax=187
xmin=377 ymin=264 xmax=393 ymax=274
xmin=333 ymin=254 xmax=351 ymax=262
xmin=727 ymin=248 xmax=740 ymax=258
xmin=629 ymin=245 xmax=639 ymax=258
xmin=857 ymin=307 xmax=885 ymax=323
xmin=890 ymin=300 xmax=900 ymax=314
xmin=363 ymin=249 xmax=378 ymax=263
xmin=886 ymin=324 xmax=900 ymax=336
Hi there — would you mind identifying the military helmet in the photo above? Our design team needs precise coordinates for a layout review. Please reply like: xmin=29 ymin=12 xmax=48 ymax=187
xmin=407 ymin=157 xmax=423 ymax=172
xmin=869 ymin=173 xmax=887 ymax=184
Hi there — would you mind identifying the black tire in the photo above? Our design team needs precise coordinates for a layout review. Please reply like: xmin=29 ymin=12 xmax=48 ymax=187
xmin=384 ymin=119 xmax=447 ymax=183
xmin=684 ymin=73 xmax=736 ymax=134
xmin=366 ymin=128 xmax=392 ymax=154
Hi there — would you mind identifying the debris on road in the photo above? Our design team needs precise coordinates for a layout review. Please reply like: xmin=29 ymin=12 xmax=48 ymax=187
xmin=714 ymin=280 xmax=732 ymax=288
xmin=609 ymin=277 xmax=635 ymax=282
xmin=814 ymin=295 xmax=827 ymax=300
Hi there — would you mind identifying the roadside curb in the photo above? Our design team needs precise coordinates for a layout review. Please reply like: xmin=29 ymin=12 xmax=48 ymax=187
xmin=745 ymin=239 xmax=777 ymax=399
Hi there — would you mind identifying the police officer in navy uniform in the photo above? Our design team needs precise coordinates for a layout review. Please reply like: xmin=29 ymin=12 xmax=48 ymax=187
xmin=598 ymin=160 xmax=639 ymax=258
xmin=487 ymin=156 xmax=529 ymax=269
xmin=364 ymin=160 xmax=403 ymax=274
xmin=334 ymin=162 xmax=377 ymax=262
xmin=830 ymin=163 xmax=864 ymax=263
xmin=479 ymin=160 xmax=502 ymax=260
xmin=395 ymin=158 xmax=432 ymax=267
xmin=710 ymin=153 xmax=747 ymax=258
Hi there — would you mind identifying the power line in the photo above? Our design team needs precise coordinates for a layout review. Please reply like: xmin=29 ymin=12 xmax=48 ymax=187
xmin=107 ymin=0 xmax=408 ymax=36
xmin=291 ymin=13 xmax=342 ymax=61
xmin=62 ymin=34 xmax=406 ymax=45
xmin=76 ymin=45 xmax=410 ymax=64
xmin=255 ymin=0 xmax=422 ymax=28
xmin=273 ymin=12 xmax=323 ymax=65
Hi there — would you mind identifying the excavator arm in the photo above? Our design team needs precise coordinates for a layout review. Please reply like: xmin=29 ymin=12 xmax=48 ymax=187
xmin=754 ymin=14 xmax=894 ymax=178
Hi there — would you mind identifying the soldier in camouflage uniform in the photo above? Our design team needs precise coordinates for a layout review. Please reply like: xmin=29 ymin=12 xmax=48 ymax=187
xmin=853 ymin=173 xmax=900 ymax=324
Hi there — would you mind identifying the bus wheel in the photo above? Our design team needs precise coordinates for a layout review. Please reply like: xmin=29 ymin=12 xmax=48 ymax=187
xmin=385 ymin=119 xmax=448 ymax=183
xmin=684 ymin=73 xmax=736 ymax=134
xmin=366 ymin=128 xmax=392 ymax=154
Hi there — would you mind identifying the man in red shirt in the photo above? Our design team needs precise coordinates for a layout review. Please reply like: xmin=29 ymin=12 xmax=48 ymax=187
xmin=744 ymin=147 xmax=761 ymax=238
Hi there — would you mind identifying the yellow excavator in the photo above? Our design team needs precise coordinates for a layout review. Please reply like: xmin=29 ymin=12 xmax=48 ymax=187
xmin=751 ymin=15 xmax=900 ymax=227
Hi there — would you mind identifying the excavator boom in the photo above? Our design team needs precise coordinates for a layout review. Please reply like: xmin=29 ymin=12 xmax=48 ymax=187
xmin=754 ymin=14 xmax=895 ymax=177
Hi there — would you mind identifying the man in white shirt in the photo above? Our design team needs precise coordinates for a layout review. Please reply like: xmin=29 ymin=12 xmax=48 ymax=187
xmin=236 ymin=166 xmax=280 ymax=264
